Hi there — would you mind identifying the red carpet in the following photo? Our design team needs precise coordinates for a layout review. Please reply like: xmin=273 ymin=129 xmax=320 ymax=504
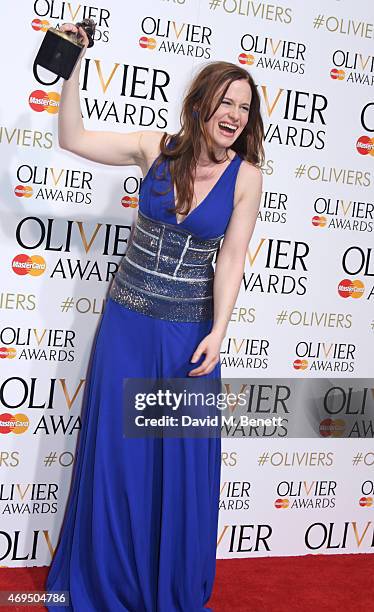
xmin=0 ymin=554 xmax=373 ymax=611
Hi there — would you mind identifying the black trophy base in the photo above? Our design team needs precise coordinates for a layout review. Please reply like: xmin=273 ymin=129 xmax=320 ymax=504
xmin=35 ymin=28 xmax=83 ymax=80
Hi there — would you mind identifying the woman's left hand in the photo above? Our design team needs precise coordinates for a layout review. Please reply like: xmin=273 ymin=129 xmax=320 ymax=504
xmin=188 ymin=330 xmax=223 ymax=376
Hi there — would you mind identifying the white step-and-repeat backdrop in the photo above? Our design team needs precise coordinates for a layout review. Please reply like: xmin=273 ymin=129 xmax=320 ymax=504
xmin=0 ymin=0 xmax=374 ymax=566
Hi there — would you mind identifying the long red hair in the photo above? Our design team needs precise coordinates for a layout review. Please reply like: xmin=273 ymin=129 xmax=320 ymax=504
xmin=152 ymin=61 xmax=265 ymax=218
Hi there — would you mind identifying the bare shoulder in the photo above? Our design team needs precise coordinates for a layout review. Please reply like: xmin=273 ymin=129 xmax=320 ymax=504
xmin=237 ymin=159 xmax=263 ymax=190
xmin=138 ymin=130 xmax=171 ymax=176
xmin=234 ymin=159 xmax=263 ymax=206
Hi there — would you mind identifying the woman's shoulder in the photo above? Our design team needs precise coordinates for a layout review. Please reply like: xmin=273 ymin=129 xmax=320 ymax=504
xmin=231 ymin=157 xmax=263 ymax=210
xmin=236 ymin=158 xmax=263 ymax=190
xmin=139 ymin=131 xmax=171 ymax=176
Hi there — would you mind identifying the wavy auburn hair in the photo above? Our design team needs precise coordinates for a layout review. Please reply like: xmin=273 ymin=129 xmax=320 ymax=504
xmin=152 ymin=60 xmax=264 ymax=218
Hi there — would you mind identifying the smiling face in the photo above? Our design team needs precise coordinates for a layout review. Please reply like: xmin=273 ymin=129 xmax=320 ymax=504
xmin=204 ymin=78 xmax=252 ymax=150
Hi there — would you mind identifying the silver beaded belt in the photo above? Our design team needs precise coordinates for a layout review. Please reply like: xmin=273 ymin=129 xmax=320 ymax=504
xmin=109 ymin=210 xmax=223 ymax=322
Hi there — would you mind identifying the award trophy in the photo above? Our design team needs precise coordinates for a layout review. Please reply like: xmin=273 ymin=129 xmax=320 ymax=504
xmin=34 ymin=19 xmax=96 ymax=80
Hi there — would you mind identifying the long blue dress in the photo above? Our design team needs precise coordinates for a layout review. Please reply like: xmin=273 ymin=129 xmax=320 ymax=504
xmin=46 ymin=150 xmax=243 ymax=611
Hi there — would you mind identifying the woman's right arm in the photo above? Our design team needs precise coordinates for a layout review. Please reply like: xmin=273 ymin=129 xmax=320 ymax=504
xmin=58 ymin=24 xmax=163 ymax=172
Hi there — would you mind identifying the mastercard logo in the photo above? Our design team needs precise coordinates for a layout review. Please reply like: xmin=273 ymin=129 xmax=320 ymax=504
xmin=121 ymin=196 xmax=138 ymax=208
xmin=139 ymin=37 xmax=157 ymax=50
xmin=274 ymin=498 xmax=289 ymax=509
xmin=29 ymin=90 xmax=60 ymax=114
xmin=312 ymin=215 xmax=327 ymax=227
xmin=319 ymin=418 xmax=346 ymax=438
xmin=0 ymin=413 xmax=29 ymax=434
xmin=293 ymin=359 xmax=308 ymax=370
xmin=338 ymin=278 xmax=364 ymax=299
xmin=238 ymin=53 xmax=255 ymax=66
xmin=31 ymin=19 xmax=50 ymax=32
xmin=359 ymin=497 xmax=373 ymax=507
xmin=12 ymin=254 xmax=46 ymax=277
xmin=0 ymin=347 xmax=16 ymax=359
xmin=14 ymin=185 xmax=33 ymax=198
xmin=356 ymin=136 xmax=374 ymax=157
xmin=330 ymin=68 xmax=345 ymax=80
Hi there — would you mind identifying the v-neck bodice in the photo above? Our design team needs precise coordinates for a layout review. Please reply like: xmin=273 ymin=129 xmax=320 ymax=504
xmin=138 ymin=146 xmax=243 ymax=239
xmin=173 ymin=153 xmax=238 ymax=226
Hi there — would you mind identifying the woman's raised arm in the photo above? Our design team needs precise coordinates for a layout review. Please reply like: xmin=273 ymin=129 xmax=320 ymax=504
xmin=57 ymin=23 xmax=163 ymax=170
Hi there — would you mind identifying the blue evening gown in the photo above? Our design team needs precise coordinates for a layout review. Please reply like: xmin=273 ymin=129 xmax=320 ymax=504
xmin=46 ymin=149 xmax=243 ymax=611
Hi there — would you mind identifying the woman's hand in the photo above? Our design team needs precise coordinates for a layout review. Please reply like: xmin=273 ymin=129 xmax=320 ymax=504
xmin=188 ymin=330 xmax=223 ymax=376
xmin=59 ymin=23 xmax=89 ymax=56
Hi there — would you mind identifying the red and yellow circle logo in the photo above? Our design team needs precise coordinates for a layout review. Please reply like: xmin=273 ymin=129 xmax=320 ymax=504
xmin=356 ymin=136 xmax=374 ymax=156
xmin=0 ymin=347 xmax=17 ymax=359
xmin=0 ymin=413 xmax=29 ymax=434
xmin=31 ymin=19 xmax=50 ymax=32
xmin=330 ymin=68 xmax=345 ymax=80
xmin=338 ymin=278 xmax=364 ymax=298
xmin=14 ymin=185 xmax=33 ymax=198
xmin=29 ymin=90 xmax=60 ymax=114
xmin=312 ymin=215 xmax=327 ymax=227
xmin=238 ymin=53 xmax=255 ymax=66
xmin=139 ymin=37 xmax=156 ymax=50
xmin=121 ymin=196 xmax=138 ymax=208
xmin=293 ymin=359 xmax=308 ymax=370
xmin=12 ymin=254 xmax=46 ymax=277
xmin=274 ymin=498 xmax=289 ymax=509
xmin=319 ymin=418 xmax=346 ymax=437
xmin=359 ymin=497 xmax=373 ymax=507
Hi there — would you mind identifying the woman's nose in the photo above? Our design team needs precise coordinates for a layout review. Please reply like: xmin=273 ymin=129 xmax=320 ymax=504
xmin=228 ymin=106 xmax=240 ymax=121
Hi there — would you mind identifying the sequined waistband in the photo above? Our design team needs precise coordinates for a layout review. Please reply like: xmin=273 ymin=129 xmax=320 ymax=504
xmin=109 ymin=211 xmax=223 ymax=322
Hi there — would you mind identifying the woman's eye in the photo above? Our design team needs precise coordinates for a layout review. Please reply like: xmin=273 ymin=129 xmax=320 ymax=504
xmin=222 ymin=100 xmax=249 ymax=111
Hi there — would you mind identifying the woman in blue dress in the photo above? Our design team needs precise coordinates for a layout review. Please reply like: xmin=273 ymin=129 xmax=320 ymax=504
xmin=46 ymin=23 xmax=264 ymax=612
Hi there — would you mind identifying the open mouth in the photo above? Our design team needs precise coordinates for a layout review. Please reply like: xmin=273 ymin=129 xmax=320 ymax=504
xmin=218 ymin=122 xmax=238 ymax=136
